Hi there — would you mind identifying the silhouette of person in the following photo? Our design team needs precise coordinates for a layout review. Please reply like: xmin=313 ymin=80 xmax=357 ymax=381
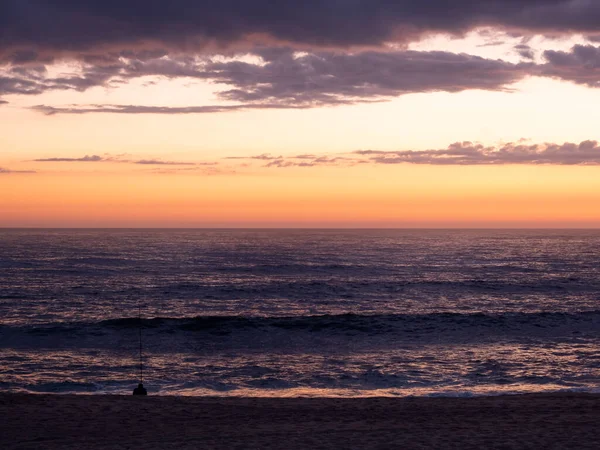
xmin=133 ymin=383 xmax=147 ymax=396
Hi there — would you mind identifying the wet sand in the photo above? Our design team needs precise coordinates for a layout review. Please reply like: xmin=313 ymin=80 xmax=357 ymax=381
xmin=1 ymin=393 xmax=599 ymax=449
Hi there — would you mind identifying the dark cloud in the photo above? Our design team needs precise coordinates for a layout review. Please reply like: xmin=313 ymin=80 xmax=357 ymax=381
xmin=31 ymin=103 xmax=310 ymax=115
xmin=0 ymin=63 xmax=117 ymax=99
xmin=0 ymin=74 xmax=46 ymax=96
xmin=3 ymin=43 xmax=599 ymax=114
xmin=265 ymin=160 xmax=314 ymax=168
xmin=356 ymin=140 xmax=600 ymax=165
xmin=477 ymin=41 xmax=507 ymax=48
xmin=0 ymin=167 xmax=36 ymax=174
xmin=229 ymin=153 xmax=360 ymax=168
xmin=145 ymin=165 xmax=229 ymax=175
xmin=30 ymin=154 xmax=218 ymax=167
xmin=33 ymin=155 xmax=104 ymax=162
xmin=1 ymin=1 xmax=600 ymax=59
xmin=206 ymin=49 xmax=532 ymax=105
xmin=23 ymin=48 xmax=533 ymax=113
xmin=134 ymin=159 xmax=198 ymax=166
xmin=514 ymin=44 xmax=535 ymax=60
xmin=264 ymin=159 xmax=347 ymax=168
xmin=542 ymin=44 xmax=600 ymax=87
xmin=225 ymin=154 xmax=282 ymax=161
xmin=234 ymin=140 xmax=600 ymax=167
xmin=7 ymin=51 xmax=43 ymax=65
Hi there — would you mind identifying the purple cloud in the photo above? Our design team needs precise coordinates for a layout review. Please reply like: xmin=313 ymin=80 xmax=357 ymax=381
xmin=236 ymin=140 xmax=600 ymax=167
xmin=30 ymin=154 xmax=219 ymax=167
xmin=0 ymin=43 xmax=597 ymax=115
xmin=134 ymin=159 xmax=199 ymax=166
xmin=33 ymin=155 xmax=104 ymax=162
xmin=514 ymin=44 xmax=535 ymax=60
xmin=225 ymin=154 xmax=283 ymax=161
xmin=356 ymin=140 xmax=600 ymax=165
xmin=542 ymin=45 xmax=600 ymax=87
xmin=31 ymin=103 xmax=312 ymax=115
xmin=0 ymin=167 xmax=36 ymax=174
xmin=1 ymin=1 xmax=600 ymax=60
xmin=207 ymin=49 xmax=532 ymax=105
xmin=230 ymin=154 xmax=361 ymax=168
xmin=21 ymin=48 xmax=532 ymax=113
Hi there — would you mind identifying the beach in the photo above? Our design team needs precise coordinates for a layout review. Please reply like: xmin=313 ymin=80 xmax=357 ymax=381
xmin=2 ymin=230 xmax=600 ymax=449
xmin=2 ymin=393 xmax=599 ymax=449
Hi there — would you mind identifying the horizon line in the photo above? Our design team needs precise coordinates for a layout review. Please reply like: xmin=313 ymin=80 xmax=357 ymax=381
xmin=2 ymin=226 xmax=600 ymax=230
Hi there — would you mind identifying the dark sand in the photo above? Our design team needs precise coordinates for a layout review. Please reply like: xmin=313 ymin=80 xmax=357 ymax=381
xmin=1 ymin=393 xmax=599 ymax=449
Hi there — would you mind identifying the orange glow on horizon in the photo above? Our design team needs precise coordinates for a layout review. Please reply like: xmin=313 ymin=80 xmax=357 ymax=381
xmin=2 ymin=164 xmax=600 ymax=227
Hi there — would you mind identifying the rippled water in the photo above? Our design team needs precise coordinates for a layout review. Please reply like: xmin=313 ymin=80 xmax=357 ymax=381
xmin=0 ymin=229 xmax=599 ymax=396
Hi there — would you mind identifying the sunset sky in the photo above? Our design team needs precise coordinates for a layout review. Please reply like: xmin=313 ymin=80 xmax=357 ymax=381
xmin=2 ymin=1 xmax=600 ymax=227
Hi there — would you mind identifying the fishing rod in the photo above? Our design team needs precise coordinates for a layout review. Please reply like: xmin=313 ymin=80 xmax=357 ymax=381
xmin=138 ymin=300 xmax=143 ymax=384
xmin=133 ymin=300 xmax=148 ymax=395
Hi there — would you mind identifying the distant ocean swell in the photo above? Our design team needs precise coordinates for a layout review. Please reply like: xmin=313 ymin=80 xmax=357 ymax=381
xmin=4 ymin=277 xmax=600 ymax=296
xmin=2 ymin=312 xmax=599 ymax=350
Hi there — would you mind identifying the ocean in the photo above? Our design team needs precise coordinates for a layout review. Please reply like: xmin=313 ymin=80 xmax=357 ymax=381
xmin=1 ymin=229 xmax=599 ymax=397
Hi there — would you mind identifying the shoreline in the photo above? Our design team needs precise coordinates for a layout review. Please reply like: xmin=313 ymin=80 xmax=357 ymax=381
xmin=2 ymin=393 xmax=600 ymax=449
xmin=4 ymin=386 xmax=600 ymax=397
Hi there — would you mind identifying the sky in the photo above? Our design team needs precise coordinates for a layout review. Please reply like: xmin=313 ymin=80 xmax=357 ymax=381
xmin=2 ymin=1 xmax=600 ymax=227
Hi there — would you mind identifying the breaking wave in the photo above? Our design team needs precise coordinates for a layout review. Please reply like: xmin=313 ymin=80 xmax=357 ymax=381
xmin=2 ymin=311 xmax=599 ymax=350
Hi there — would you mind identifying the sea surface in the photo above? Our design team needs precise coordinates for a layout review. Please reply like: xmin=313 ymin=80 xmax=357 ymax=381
xmin=1 ymin=229 xmax=599 ymax=397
